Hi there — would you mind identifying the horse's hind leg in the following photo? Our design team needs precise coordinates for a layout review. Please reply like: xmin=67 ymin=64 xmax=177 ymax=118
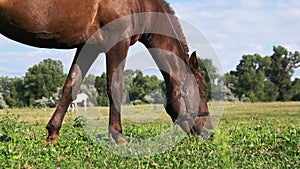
xmin=83 ymin=100 xmax=87 ymax=111
xmin=106 ymin=39 xmax=130 ymax=145
xmin=46 ymin=45 xmax=99 ymax=142
xmin=74 ymin=102 xmax=78 ymax=112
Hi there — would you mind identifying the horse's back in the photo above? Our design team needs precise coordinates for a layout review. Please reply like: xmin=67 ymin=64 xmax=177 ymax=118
xmin=0 ymin=0 xmax=174 ymax=49
xmin=73 ymin=93 xmax=89 ymax=103
xmin=0 ymin=0 xmax=101 ymax=48
xmin=78 ymin=93 xmax=89 ymax=99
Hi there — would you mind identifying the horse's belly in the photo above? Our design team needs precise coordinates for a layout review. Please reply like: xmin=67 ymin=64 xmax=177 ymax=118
xmin=0 ymin=0 xmax=101 ymax=48
xmin=1 ymin=22 xmax=100 ymax=49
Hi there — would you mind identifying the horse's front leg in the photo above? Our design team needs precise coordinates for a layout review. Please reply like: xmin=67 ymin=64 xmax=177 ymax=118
xmin=46 ymin=45 xmax=99 ymax=142
xmin=106 ymin=40 xmax=130 ymax=145
xmin=83 ymin=101 xmax=87 ymax=111
xmin=46 ymin=63 xmax=81 ymax=142
xmin=71 ymin=104 xmax=75 ymax=112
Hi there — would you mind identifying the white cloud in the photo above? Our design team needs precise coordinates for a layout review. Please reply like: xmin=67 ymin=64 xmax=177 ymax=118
xmin=171 ymin=0 xmax=300 ymax=76
xmin=0 ymin=47 xmax=74 ymax=77
xmin=284 ymin=44 xmax=300 ymax=53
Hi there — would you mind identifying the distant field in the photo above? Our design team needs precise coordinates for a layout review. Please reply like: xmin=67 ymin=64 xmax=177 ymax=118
xmin=0 ymin=102 xmax=299 ymax=168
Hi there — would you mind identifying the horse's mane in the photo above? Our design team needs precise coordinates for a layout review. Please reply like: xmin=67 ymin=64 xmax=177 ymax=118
xmin=159 ymin=0 xmax=190 ymax=58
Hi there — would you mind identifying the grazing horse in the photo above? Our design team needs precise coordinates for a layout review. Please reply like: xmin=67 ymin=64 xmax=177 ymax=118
xmin=68 ymin=93 xmax=89 ymax=112
xmin=0 ymin=0 xmax=213 ymax=144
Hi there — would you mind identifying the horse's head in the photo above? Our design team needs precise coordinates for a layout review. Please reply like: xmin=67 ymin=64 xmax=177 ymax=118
xmin=164 ymin=52 xmax=213 ymax=138
xmin=188 ymin=52 xmax=213 ymax=137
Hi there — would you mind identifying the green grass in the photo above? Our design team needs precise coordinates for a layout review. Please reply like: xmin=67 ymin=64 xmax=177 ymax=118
xmin=0 ymin=102 xmax=299 ymax=168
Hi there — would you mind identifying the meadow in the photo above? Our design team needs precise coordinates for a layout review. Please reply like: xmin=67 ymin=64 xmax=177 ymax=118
xmin=0 ymin=102 xmax=299 ymax=168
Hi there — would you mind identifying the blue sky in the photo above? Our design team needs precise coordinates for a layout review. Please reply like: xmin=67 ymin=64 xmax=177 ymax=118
xmin=0 ymin=0 xmax=299 ymax=78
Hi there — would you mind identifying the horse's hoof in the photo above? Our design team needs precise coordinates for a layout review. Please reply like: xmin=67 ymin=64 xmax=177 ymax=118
xmin=117 ymin=137 xmax=128 ymax=145
xmin=109 ymin=133 xmax=128 ymax=145
xmin=45 ymin=128 xmax=59 ymax=143
xmin=46 ymin=134 xmax=59 ymax=143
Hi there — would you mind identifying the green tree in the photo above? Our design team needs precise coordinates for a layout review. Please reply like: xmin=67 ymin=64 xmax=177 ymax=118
xmin=94 ymin=69 xmax=168 ymax=105
xmin=7 ymin=77 xmax=25 ymax=107
xmin=24 ymin=59 xmax=65 ymax=106
xmin=226 ymin=54 xmax=278 ymax=102
xmin=0 ymin=77 xmax=11 ymax=106
xmin=266 ymin=46 xmax=300 ymax=101
xmin=83 ymin=74 xmax=96 ymax=86
xmin=0 ymin=77 xmax=25 ymax=107
xmin=261 ymin=81 xmax=279 ymax=102
xmin=95 ymin=73 xmax=107 ymax=94
xmin=197 ymin=57 xmax=220 ymax=100
xmin=95 ymin=73 xmax=109 ymax=106
xmin=225 ymin=46 xmax=300 ymax=102
xmin=0 ymin=93 xmax=7 ymax=109
xmin=123 ymin=69 xmax=134 ymax=104
xmin=289 ymin=78 xmax=300 ymax=101
xmin=128 ymin=70 xmax=164 ymax=104
xmin=129 ymin=70 xmax=148 ymax=103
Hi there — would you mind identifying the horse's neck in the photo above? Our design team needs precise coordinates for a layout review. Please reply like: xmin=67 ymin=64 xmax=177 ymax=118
xmin=141 ymin=34 xmax=190 ymax=101
xmin=144 ymin=35 xmax=189 ymax=69
xmin=138 ymin=0 xmax=190 ymax=63
xmin=137 ymin=1 xmax=191 ymax=98
xmin=140 ymin=12 xmax=190 ymax=75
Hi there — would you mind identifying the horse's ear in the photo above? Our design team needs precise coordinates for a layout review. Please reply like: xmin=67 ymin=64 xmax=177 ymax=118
xmin=189 ymin=51 xmax=198 ymax=72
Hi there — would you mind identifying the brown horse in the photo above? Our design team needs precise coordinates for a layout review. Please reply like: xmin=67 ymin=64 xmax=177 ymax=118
xmin=0 ymin=0 xmax=212 ymax=144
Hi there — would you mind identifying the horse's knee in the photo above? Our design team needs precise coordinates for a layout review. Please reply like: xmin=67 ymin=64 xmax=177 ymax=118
xmin=62 ymin=65 xmax=83 ymax=100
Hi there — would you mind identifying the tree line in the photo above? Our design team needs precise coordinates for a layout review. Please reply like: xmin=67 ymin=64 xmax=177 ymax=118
xmin=225 ymin=46 xmax=300 ymax=102
xmin=0 ymin=45 xmax=299 ymax=109
xmin=93 ymin=70 xmax=166 ymax=106
xmin=0 ymin=59 xmax=167 ymax=108
xmin=0 ymin=59 xmax=65 ymax=108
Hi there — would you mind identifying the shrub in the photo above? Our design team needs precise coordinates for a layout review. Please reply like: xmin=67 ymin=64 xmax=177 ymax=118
xmin=0 ymin=112 xmax=21 ymax=141
xmin=0 ymin=93 xmax=8 ymax=109
xmin=33 ymin=97 xmax=57 ymax=108
xmin=73 ymin=116 xmax=87 ymax=128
